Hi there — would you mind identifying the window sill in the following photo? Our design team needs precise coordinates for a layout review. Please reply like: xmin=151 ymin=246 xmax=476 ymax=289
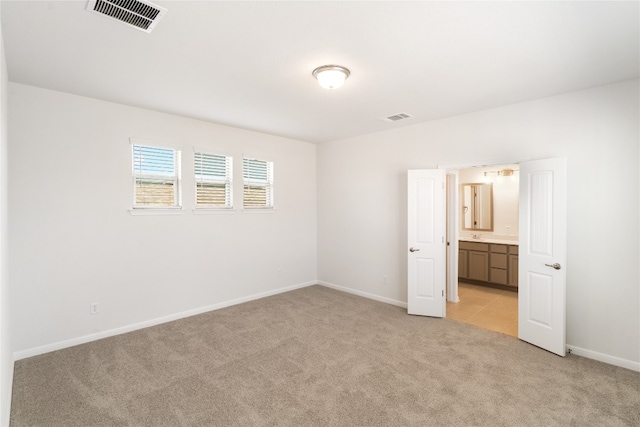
xmin=242 ymin=208 xmax=276 ymax=214
xmin=192 ymin=208 xmax=237 ymax=215
xmin=129 ymin=208 xmax=185 ymax=216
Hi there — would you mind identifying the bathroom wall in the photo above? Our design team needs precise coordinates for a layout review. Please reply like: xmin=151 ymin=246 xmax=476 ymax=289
xmin=458 ymin=165 xmax=519 ymax=241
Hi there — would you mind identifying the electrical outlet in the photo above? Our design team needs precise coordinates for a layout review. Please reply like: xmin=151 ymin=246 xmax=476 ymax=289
xmin=90 ymin=303 xmax=99 ymax=315
xmin=382 ymin=275 xmax=389 ymax=285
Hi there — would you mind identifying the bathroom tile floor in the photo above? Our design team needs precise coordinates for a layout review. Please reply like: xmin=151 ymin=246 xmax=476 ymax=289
xmin=446 ymin=282 xmax=518 ymax=338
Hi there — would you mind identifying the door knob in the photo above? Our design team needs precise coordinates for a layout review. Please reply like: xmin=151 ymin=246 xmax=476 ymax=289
xmin=545 ymin=263 xmax=561 ymax=270
xmin=409 ymin=247 xmax=420 ymax=252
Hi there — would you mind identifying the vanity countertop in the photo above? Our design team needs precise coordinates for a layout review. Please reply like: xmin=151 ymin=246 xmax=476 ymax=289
xmin=459 ymin=237 xmax=519 ymax=245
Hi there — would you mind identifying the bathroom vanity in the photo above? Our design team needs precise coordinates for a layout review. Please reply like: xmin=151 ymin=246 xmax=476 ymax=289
xmin=458 ymin=239 xmax=518 ymax=290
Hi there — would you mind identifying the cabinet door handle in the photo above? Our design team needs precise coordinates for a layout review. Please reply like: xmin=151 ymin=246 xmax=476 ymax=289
xmin=544 ymin=263 xmax=561 ymax=270
xmin=409 ymin=247 xmax=420 ymax=252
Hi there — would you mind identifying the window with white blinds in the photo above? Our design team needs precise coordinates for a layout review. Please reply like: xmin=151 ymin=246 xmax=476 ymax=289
xmin=243 ymin=157 xmax=274 ymax=208
xmin=194 ymin=152 xmax=233 ymax=208
xmin=132 ymin=143 xmax=181 ymax=208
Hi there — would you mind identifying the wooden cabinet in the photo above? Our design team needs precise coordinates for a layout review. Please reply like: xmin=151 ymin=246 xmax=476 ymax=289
xmin=508 ymin=245 xmax=519 ymax=287
xmin=458 ymin=249 xmax=468 ymax=279
xmin=459 ymin=241 xmax=489 ymax=282
xmin=468 ymin=251 xmax=489 ymax=282
xmin=459 ymin=241 xmax=518 ymax=290
xmin=490 ymin=244 xmax=508 ymax=285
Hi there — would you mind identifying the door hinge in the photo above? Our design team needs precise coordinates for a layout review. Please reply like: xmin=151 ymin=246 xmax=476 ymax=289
xmin=442 ymin=290 xmax=444 ymax=297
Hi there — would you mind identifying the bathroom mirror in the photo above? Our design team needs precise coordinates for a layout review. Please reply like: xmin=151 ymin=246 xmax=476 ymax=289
xmin=461 ymin=183 xmax=493 ymax=231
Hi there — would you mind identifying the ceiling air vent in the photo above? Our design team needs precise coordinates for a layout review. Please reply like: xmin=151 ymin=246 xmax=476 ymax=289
xmin=87 ymin=0 xmax=167 ymax=33
xmin=381 ymin=112 xmax=413 ymax=123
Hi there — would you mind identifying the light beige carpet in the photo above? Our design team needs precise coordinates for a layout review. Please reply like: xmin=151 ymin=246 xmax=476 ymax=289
xmin=10 ymin=285 xmax=640 ymax=426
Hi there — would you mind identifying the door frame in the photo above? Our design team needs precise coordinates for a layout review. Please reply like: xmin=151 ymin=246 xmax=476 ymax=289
xmin=445 ymin=171 xmax=460 ymax=302
xmin=439 ymin=158 xmax=522 ymax=304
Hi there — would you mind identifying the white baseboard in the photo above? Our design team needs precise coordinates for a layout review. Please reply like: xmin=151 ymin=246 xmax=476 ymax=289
xmin=13 ymin=281 xmax=317 ymax=361
xmin=318 ymin=280 xmax=407 ymax=308
xmin=567 ymin=344 xmax=640 ymax=372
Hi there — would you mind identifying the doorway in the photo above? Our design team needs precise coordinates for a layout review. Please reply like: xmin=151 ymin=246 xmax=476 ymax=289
xmin=445 ymin=163 xmax=520 ymax=337
xmin=409 ymin=158 xmax=567 ymax=355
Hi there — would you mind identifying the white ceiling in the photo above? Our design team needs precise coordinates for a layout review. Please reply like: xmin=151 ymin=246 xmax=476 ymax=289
xmin=2 ymin=1 xmax=639 ymax=144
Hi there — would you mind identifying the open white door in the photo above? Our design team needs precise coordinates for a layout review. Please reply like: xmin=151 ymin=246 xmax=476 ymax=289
xmin=518 ymin=158 xmax=567 ymax=356
xmin=407 ymin=169 xmax=446 ymax=317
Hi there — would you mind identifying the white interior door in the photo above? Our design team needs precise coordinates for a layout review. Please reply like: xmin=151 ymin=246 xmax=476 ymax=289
xmin=407 ymin=169 xmax=446 ymax=317
xmin=518 ymin=157 xmax=567 ymax=356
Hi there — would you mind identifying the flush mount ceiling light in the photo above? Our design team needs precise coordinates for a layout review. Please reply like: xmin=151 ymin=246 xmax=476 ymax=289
xmin=312 ymin=65 xmax=350 ymax=89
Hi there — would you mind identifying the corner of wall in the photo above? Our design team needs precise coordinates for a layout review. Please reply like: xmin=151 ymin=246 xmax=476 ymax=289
xmin=0 ymin=10 xmax=14 ymax=425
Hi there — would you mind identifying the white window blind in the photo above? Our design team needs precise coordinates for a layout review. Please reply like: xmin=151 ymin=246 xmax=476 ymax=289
xmin=243 ymin=157 xmax=274 ymax=208
xmin=132 ymin=143 xmax=181 ymax=208
xmin=195 ymin=152 xmax=233 ymax=208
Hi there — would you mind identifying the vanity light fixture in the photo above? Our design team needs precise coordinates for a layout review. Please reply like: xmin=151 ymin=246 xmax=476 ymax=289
xmin=312 ymin=65 xmax=350 ymax=89
xmin=484 ymin=169 xmax=516 ymax=177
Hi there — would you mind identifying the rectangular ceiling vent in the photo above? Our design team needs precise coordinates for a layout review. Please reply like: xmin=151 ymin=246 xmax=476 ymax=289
xmin=87 ymin=0 xmax=166 ymax=33
xmin=381 ymin=112 xmax=413 ymax=123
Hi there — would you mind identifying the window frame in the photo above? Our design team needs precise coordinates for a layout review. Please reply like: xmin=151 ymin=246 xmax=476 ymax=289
xmin=242 ymin=156 xmax=274 ymax=210
xmin=130 ymin=139 xmax=182 ymax=211
xmin=193 ymin=149 xmax=234 ymax=211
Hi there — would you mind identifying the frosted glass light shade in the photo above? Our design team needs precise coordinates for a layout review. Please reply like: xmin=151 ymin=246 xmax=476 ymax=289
xmin=312 ymin=65 xmax=350 ymax=89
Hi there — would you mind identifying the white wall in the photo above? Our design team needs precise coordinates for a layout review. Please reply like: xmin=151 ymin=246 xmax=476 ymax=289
xmin=318 ymin=79 xmax=640 ymax=365
xmin=458 ymin=165 xmax=519 ymax=240
xmin=9 ymin=83 xmax=317 ymax=355
xmin=0 ymin=16 xmax=11 ymax=426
